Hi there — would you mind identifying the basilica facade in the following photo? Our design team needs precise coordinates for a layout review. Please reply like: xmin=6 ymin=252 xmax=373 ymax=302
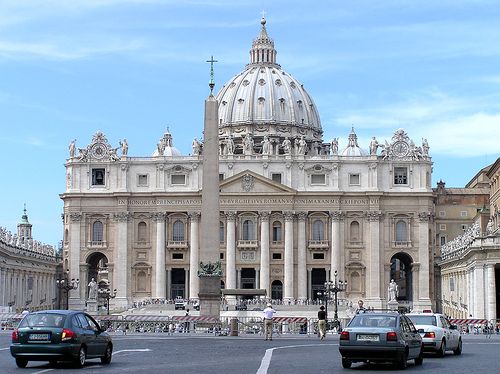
xmin=61 ymin=18 xmax=434 ymax=312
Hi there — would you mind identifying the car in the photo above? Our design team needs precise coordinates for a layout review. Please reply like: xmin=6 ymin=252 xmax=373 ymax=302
xmin=406 ymin=312 xmax=462 ymax=356
xmin=10 ymin=310 xmax=113 ymax=368
xmin=174 ymin=298 xmax=186 ymax=310
xmin=338 ymin=311 xmax=423 ymax=369
xmin=193 ymin=301 xmax=200 ymax=311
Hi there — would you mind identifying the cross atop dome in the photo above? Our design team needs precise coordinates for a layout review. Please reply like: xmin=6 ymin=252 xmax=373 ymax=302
xmin=249 ymin=15 xmax=278 ymax=66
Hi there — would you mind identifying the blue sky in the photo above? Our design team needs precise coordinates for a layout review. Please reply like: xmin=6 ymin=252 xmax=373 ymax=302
xmin=0 ymin=0 xmax=499 ymax=246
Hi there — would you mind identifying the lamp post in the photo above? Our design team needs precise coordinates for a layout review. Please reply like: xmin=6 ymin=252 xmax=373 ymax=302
xmin=56 ymin=270 xmax=79 ymax=310
xmin=324 ymin=270 xmax=347 ymax=330
xmin=98 ymin=288 xmax=117 ymax=315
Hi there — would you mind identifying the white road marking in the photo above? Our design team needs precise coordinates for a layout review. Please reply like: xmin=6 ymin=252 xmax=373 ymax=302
xmin=31 ymin=369 xmax=54 ymax=374
xmin=256 ymin=343 xmax=336 ymax=374
xmin=113 ymin=348 xmax=151 ymax=355
xmin=0 ymin=347 xmax=10 ymax=351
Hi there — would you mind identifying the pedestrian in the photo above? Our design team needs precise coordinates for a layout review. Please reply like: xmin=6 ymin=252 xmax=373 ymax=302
xmin=184 ymin=309 xmax=190 ymax=333
xmin=318 ymin=305 xmax=326 ymax=340
xmin=263 ymin=302 xmax=276 ymax=341
xmin=356 ymin=300 xmax=366 ymax=313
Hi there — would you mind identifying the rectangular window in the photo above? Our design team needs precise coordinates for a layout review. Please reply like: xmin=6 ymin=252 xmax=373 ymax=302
xmin=271 ymin=173 xmax=282 ymax=183
xmin=349 ymin=174 xmax=360 ymax=185
xmin=439 ymin=224 xmax=446 ymax=231
xmin=171 ymin=174 xmax=186 ymax=185
xmin=312 ymin=252 xmax=324 ymax=260
xmin=311 ymin=174 xmax=326 ymax=185
xmin=272 ymin=252 xmax=282 ymax=260
xmin=440 ymin=235 xmax=446 ymax=246
xmin=172 ymin=253 xmax=183 ymax=260
xmin=461 ymin=224 xmax=468 ymax=231
xmin=394 ymin=167 xmax=408 ymax=185
xmin=91 ymin=168 xmax=105 ymax=186
xmin=460 ymin=211 xmax=468 ymax=217
xmin=219 ymin=173 xmax=224 ymax=181
xmin=220 ymin=252 xmax=224 ymax=260
xmin=137 ymin=174 xmax=148 ymax=186
xmin=449 ymin=278 xmax=455 ymax=292
xmin=439 ymin=211 xmax=446 ymax=217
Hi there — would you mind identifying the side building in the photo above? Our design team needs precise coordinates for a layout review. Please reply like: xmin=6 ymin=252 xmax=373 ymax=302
xmin=61 ymin=18 xmax=435 ymax=313
xmin=0 ymin=208 xmax=60 ymax=313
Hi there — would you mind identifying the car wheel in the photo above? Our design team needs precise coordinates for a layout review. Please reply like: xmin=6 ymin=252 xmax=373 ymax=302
xmin=415 ymin=347 xmax=424 ymax=366
xmin=74 ymin=346 xmax=86 ymax=368
xmin=101 ymin=344 xmax=113 ymax=365
xmin=396 ymin=350 xmax=408 ymax=369
xmin=15 ymin=358 xmax=28 ymax=368
xmin=341 ymin=358 xmax=352 ymax=369
xmin=453 ymin=339 xmax=462 ymax=355
xmin=437 ymin=339 xmax=446 ymax=357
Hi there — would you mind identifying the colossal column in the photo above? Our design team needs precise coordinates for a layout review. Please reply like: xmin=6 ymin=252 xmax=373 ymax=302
xmin=113 ymin=211 xmax=130 ymax=308
xmin=225 ymin=212 xmax=237 ymax=289
xmin=330 ymin=211 xmax=342 ymax=280
xmin=297 ymin=212 xmax=307 ymax=301
xmin=473 ymin=265 xmax=485 ymax=318
xmin=259 ymin=212 xmax=270 ymax=297
xmin=366 ymin=211 xmax=382 ymax=307
xmin=68 ymin=212 xmax=83 ymax=309
xmin=486 ymin=264 xmax=496 ymax=320
xmin=198 ymin=68 xmax=222 ymax=317
xmin=188 ymin=212 xmax=200 ymax=301
xmin=283 ymin=211 xmax=294 ymax=301
xmin=417 ymin=212 xmax=432 ymax=310
xmin=153 ymin=212 xmax=166 ymax=299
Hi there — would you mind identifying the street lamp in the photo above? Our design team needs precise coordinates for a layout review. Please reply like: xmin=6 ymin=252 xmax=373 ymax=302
xmin=56 ymin=270 xmax=79 ymax=310
xmin=98 ymin=288 xmax=117 ymax=315
xmin=324 ymin=270 xmax=347 ymax=330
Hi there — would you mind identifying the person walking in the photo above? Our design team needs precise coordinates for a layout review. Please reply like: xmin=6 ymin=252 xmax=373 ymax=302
xmin=263 ymin=303 xmax=276 ymax=341
xmin=318 ymin=305 xmax=327 ymax=340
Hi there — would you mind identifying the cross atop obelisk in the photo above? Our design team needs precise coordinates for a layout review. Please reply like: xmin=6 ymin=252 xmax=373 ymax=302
xmin=206 ymin=55 xmax=218 ymax=94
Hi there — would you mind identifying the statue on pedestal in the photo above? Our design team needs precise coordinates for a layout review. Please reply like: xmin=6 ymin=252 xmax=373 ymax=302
xmin=69 ymin=140 xmax=76 ymax=158
xmin=388 ymin=279 xmax=398 ymax=302
xmin=119 ymin=139 xmax=128 ymax=156
xmin=331 ymin=138 xmax=338 ymax=155
xmin=88 ymin=278 xmax=98 ymax=300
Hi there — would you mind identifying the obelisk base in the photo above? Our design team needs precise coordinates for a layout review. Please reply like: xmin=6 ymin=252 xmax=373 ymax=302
xmin=198 ymin=276 xmax=221 ymax=317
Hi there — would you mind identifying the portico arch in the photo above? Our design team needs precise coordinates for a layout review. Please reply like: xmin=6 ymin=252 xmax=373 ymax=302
xmin=390 ymin=252 xmax=413 ymax=305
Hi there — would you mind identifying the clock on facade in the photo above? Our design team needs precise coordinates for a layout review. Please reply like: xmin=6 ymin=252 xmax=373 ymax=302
xmin=393 ymin=141 xmax=409 ymax=157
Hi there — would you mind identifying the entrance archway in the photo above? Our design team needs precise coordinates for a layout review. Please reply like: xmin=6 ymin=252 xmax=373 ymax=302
xmin=86 ymin=252 xmax=109 ymax=285
xmin=311 ymin=268 xmax=327 ymax=300
xmin=390 ymin=252 xmax=413 ymax=303
xmin=271 ymin=280 xmax=282 ymax=300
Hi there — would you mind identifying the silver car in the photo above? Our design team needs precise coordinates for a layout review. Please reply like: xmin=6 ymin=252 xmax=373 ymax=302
xmin=407 ymin=313 xmax=462 ymax=356
xmin=339 ymin=312 xmax=423 ymax=369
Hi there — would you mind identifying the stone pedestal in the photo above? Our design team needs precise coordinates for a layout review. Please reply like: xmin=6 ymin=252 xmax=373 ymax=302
xmin=387 ymin=300 xmax=399 ymax=311
xmin=86 ymin=299 xmax=98 ymax=313
xmin=198 ymin=276 xmax=220 ymax=317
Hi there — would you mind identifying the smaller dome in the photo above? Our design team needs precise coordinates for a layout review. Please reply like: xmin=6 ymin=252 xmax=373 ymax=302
xmin=153 ymin=130 xmax=182 ymax=157
xmin=341 ymin=127 xmax=367 ymax=156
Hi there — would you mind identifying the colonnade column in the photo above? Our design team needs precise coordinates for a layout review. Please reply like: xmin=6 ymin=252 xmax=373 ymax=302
xmin=259 ymin=212 xmax=270 ymax=297
xmin=188 ymin=212 xmax=200 ymax=300
xmin=153 ymin=213 xmax=166 ymax=299
xmin=225 ymin=212 xmax=237 ymax=290
xmin=297 ymin=212 xmax=307 ymax=301
xmin=113 ymin=212 xmax=130 ymax=308
xmin=68 ymin=212 xmax=83 ymax=309
xmin=366 ymin=211 xmax=382 ymax=306
xmin=486 ymin=264 xmax=496 ymax=320
xmin=330 ymin=211 xmax=342 ymax=280
xmin=417 ymin=212 xmax=432 ymax=310
xmin=284 ymin=211 xmax=294 ymax=301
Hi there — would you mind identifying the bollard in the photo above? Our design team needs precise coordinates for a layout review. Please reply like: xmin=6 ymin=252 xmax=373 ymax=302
xmin=230 ymin=318 xmax=238 ymax=336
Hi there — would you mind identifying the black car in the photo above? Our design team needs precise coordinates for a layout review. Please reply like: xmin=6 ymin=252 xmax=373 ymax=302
xmin=10 ymin=310 xmax=113 ymax=368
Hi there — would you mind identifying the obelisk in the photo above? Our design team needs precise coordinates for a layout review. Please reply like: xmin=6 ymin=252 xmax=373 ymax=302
xmin=198 ymin=56 xmax=222 ymax=317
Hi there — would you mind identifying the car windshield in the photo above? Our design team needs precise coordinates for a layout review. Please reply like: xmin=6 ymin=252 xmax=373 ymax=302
xmin=407 ymin=315 xmax=437 ymax=326
xmin=348 ymin=315 xmax=396 ymax=328
xmin=19 ymin=313 xmax=66 ymax=328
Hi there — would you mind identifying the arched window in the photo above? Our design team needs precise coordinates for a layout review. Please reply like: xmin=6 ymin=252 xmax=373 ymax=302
xmin=271 ymin=280 xmax=283 ymax=300
xmin=312 ymin=219 xmax=324 ymax=240
xmin=138 ymin=221 xmax=147 ymax=242
xmin=350 ymin=221 xmax=360 ymax=241
xmin=242 ymin=219 xmax=255 ymax=240
xmin=92 ymin=221 xmax=103 ymax=242
xmin=173 ymin=220 xmax=185 ymax=241
xmin=272 ymin=221 xmax=282 ymax=242
xmin=137 ymin=271 xmax=147 ymax=292
xmin=219 ymin=221 xmax=225 ymax=244
xmin=396 ymin=220 xmax=408 ymax=242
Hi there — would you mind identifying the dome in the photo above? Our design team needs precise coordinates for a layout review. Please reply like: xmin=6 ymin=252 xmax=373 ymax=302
xmin=152 ymin=130 xmax=182 ymax=157
xmin=341 ymin=128 xmax=367 ymax=156
xmin=215 ymin=17 xmax=323 ymax=154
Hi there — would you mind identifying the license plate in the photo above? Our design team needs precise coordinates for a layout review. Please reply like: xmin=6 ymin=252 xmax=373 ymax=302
xmin=357 ymin=334 xmax=379 ymax=342
xmin=29 ymin=333 xmax=50 ymax=341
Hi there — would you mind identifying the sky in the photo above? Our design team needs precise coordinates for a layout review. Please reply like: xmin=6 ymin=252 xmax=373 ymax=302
xmin=0 ymin=0 xmax=499 ymax=247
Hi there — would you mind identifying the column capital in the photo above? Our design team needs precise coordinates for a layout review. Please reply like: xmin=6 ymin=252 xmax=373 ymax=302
xmin=411 ymin=262 xmax=421 ymax=271
xmin=259 ymin=211 xmax=271 ymax=221
xmin=225 ymin=211 xmax=237 ymax=221
xmin=365 ymin=210 xmax=383 ymax=221
xmin=329 ymin=211 xmax=344 ymax=221
xmin=69 ymin=212 xmax=82 ymax=222
xmin=113 ymin=211 xmax=130 ymax=222
xmin=152 ymin=212 xmax=167 ymax=222
xmin=283 ymin=211 xmax=295 ymax=222
xmin=297 ymin=211 xmax=308 ymax=221
xmin=188 ymin=212 xmax=201 ymax=221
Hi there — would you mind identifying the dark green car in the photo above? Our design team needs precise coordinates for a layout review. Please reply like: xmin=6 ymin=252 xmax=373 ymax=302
xmin=10 ymin=310 xmax=113 ymax=368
